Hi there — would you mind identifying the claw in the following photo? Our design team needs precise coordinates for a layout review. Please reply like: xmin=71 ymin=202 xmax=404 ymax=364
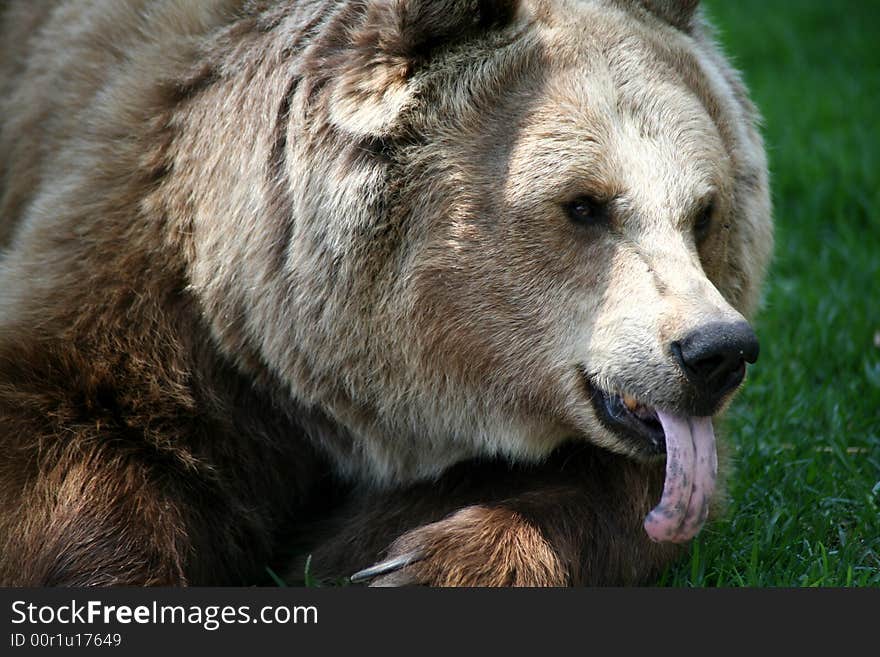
xmin=350 ymin=551 xmax=424 ymax=584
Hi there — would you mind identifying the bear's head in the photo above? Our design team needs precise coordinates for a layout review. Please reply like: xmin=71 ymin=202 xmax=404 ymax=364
xmin=183 ymin=0 xmax=772 ymax=504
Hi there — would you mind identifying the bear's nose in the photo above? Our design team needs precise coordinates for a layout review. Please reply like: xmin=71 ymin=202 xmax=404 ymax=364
xmin=671 ymin=321 xmax=759 ymax=408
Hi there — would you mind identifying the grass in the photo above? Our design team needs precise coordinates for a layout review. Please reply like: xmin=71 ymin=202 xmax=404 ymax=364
xmin=660 ymin=0 xmax=880 ymax=586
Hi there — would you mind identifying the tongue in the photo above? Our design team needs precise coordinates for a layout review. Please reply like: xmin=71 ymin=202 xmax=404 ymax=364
xmin=643 ymin=411 xmax=717 ymax=543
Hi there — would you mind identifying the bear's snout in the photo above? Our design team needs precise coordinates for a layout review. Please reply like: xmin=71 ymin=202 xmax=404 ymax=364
xmin=670 ymin=320 xmax=760 ymax=413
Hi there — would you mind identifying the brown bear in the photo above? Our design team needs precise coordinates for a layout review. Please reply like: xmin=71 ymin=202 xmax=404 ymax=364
xmin=0 ymin=0 xmax=772 ymax=586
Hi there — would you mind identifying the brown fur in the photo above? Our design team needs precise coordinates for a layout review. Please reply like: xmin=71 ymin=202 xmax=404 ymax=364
xmin=302 ymin=444 xmax=688 ymax=586
xmin=0 ymin=0 xmax=771 ymax=586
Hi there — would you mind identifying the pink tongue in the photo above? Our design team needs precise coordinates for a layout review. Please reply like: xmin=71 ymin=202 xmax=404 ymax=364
xmin=643 ymin=411 xmax=717 ymax=543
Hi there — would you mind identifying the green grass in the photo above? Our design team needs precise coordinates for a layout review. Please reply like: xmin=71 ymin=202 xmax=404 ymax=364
xmin=660 ymin=0 xmax=880 ymax=586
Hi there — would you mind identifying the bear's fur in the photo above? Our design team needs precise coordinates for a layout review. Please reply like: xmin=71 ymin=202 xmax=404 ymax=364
xmin=0 ymin=0 xmax=772 ymax=586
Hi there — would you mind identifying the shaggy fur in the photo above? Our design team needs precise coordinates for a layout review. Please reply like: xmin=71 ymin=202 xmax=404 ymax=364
xmin=0 ymin=0 xmax=771 ymax=586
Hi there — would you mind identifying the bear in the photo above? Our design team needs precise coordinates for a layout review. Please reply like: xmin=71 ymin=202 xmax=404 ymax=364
xmin=0 ymin=0 xmax=772 ymax=586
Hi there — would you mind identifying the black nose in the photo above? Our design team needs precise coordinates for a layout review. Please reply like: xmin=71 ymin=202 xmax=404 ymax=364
xmin=671 ymin=321 xmax=759 ymax=407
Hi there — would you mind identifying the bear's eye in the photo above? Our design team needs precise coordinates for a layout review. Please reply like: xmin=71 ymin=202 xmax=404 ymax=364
xmin=694 ymin=200 xmax=715 ymax=241
xmin=564 ymin=196 xmax=608 ymax=226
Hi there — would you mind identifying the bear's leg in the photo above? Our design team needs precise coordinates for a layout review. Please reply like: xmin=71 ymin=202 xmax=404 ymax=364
xmin=1 ymin=455 xmax=185 ymax=585
xmin=0 ymin=441 xmax=262 ymax=586
xmin=305 ymin=444 xmax=686 ymax=586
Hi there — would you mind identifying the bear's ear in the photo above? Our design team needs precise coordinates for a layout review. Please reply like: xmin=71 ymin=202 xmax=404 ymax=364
xmin=640 ymin=0 xmax=700 ymax=31
xmin=326 ymin=0 xmax=521 ymax=137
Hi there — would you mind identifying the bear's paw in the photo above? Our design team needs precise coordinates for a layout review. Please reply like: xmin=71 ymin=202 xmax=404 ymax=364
xmin=351 ymin=505 xmax=568 ymax=587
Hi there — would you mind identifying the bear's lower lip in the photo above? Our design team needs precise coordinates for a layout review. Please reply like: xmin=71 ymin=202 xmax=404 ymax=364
xmin=584 ymin=378 xmax=667 ymax=456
